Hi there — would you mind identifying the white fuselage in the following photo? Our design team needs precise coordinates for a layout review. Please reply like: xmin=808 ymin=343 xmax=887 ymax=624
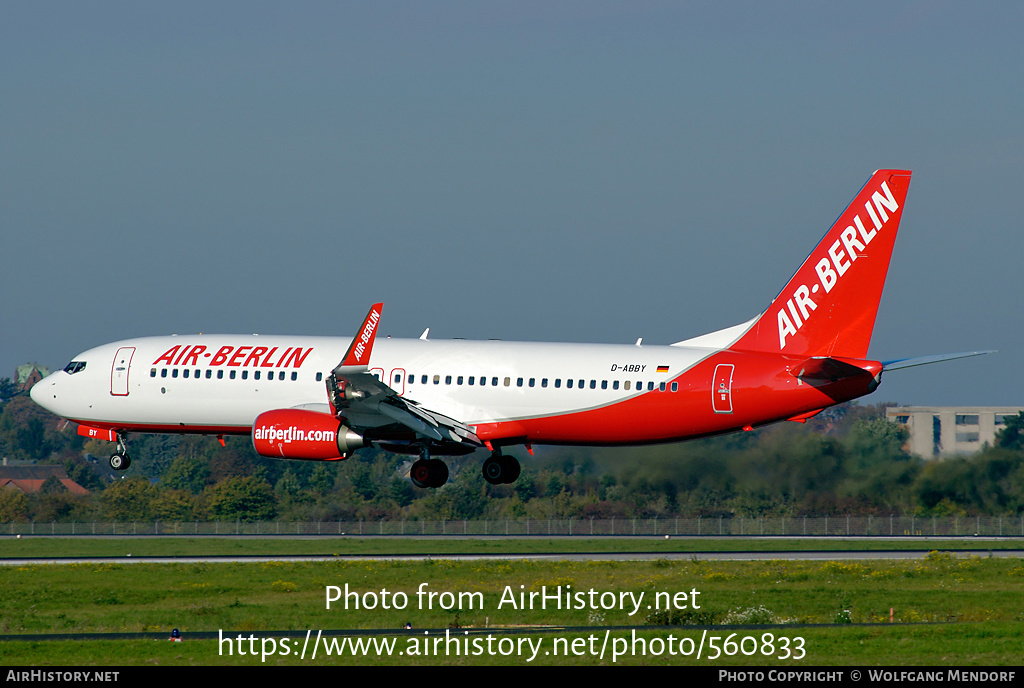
xmin=31 ymin=333 xmax=730 ymax=444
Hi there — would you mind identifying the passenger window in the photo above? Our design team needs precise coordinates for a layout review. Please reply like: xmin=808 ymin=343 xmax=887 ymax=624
xmin=445 ymin=375 xmax=452 ymax=385
xmin=408 ymin=375 xmax=414 ymax=384
xmin=601 ymin=380 xmax=608 ymax=390
xmin=589 ymin=380 xmax=596 ymax=389
xmin=422 ymin=375 xmax=428 ymax=384
xmin=230 ymin=371 xmax=236 ymax=379
xmin=218 ymin=370 xmax=224 ymax=379
xmin=242 ymin=371 xmax=248 ymax=380
xmin=578 ymin=379 xmax=585 ymax=389
xmin=624 ymin=380 xmax=630 ymax=391
xmin=255 ymin=371 xmax=261 ymax=380
xmin=316 ymin=372 xmax=323 ymax=382
xmin=457 ymin=376 xmax=464 ymax=385
xmin=395 ymin=374 xmax=401 ymax=383
xmin=469 ymin=376 xmax=475 ymax=385
xmin=517 ymin=378 xmax=523 ymax=387
xmin=183 ymin=369 xmax=190 ymax=379
xmin=291 ymin=372 xmax=297 ymax=381
xmin=161 ymin=369 xmax=168 ymax=378
xmin=150 ymin=368 xmax=156 ymax=378
xmin=504 ymin=377 xmax=511 ymax=387
xmin=206 ymin=370 xmax=212 ymax=379
xmin=567 ymin=379 xmax=573 ymax=389
xmin=555 ymin=379 xmax=561 ymax=388
xmin=671 ymin=382 xmax=678 ymax=392
xmin=492 ymin=377 xmax=499 ymax=386
xmin=613 ymin=381 xmax=619 ymax=390
xmin=541 ymin=378 xmax=548 ymax=388
xmin=659 ymin=382 xmax=666 ymax=392
xmin=172 ymin=369 xmax=179 ymax=378
xmin=433 ymin=375 xmax=440 ymax=385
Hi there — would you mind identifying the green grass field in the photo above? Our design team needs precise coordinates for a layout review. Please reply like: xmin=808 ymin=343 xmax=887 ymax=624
xmin=2 ymin=539 xmax=1023 ymax=666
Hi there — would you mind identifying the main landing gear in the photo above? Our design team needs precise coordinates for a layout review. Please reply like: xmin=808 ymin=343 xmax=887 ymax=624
xmin=109 ymin=434 xmax=131 ymax=471
xmin=410 ymin=446 xmax=449 ymax=488
xmin=482 ymin=450 xmax=520 ymax=485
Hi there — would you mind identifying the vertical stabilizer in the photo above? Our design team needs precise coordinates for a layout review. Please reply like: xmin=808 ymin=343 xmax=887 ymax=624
xmin=729 ymin=170 xmax=911 ymax=358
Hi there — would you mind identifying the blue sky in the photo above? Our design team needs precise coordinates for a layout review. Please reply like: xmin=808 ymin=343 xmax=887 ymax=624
xmin=3 ymin=2 xmax=1021 ymax=405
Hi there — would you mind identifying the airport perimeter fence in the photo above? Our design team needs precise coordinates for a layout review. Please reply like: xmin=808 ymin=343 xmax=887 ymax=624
xmin=6 ymin=515 xmax=1024 ymax=537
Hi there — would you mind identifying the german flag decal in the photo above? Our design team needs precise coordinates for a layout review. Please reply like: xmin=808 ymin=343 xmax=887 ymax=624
xmin=657 ymin=365 xmax=670 ymax=373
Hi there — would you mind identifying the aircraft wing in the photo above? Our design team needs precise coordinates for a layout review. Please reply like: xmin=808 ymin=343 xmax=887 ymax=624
xmin=326 ymin=304 xmax=482 ymax=449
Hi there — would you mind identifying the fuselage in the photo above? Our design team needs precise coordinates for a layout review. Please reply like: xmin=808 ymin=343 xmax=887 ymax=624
xmin=30 ymin=332 xmax=879 ymax=448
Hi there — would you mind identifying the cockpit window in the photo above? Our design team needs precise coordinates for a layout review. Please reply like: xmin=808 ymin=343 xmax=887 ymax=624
xmin=63 ymin=361 xmax=87 ymax=374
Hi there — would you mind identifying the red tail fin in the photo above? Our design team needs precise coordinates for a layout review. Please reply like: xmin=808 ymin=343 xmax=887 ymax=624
xmin=730 ymin=170 xmax=912 ymax=358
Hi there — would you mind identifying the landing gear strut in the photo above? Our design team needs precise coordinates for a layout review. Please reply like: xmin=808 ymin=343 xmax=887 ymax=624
xmin=482 ymin=450 xmax=520 ymax=485
xmin=410 ymin=446 xmax=449 ymax=488
xmin=109 ymin=434 xmax=131 ymax=471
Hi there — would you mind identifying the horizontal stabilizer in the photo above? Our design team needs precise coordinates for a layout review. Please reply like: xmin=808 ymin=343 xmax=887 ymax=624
xmin=882 ymin=350 xmax=995 ymax=371
xmin=791 ymin=356 xmax=876 ymax=384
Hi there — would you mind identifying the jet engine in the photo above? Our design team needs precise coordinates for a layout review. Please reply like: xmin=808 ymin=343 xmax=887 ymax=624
xmin=252 ymin=408 xmax=368 ymax=460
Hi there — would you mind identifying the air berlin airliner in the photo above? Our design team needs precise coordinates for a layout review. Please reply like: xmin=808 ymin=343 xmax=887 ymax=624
xmin=30 ymin=170 xmax=988 ymax=488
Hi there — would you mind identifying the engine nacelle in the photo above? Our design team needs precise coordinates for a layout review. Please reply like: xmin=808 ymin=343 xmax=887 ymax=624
xmin=252 ymin=408 xmax=367 ymax=460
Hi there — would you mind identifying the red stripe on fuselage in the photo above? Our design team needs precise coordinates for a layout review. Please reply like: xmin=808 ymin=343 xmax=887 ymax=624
xmin=474 ymin=351 xmax=880 ymax=445
xmin=70 ymin=419 xmax=251 ymax=436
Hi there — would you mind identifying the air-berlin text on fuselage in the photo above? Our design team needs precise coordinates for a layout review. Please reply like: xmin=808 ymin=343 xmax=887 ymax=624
xmin=152 ymin=345 xmax=314 ymax=368
xmin=777 ymin=181 xmax=899 ymax=350
xmin=252 ymin=425 xmax=336 ymax=443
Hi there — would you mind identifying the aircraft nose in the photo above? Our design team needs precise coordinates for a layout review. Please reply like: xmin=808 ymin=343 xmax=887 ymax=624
xmin=29 ymin=379 xmax=43 ymax=404
xmin=29 ymin=373 xmax=57 ymax=410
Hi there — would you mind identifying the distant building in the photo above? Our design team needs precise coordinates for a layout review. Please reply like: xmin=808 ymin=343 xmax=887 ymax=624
xmin=886 ymin=406 xmax=1023 ymax=458
xmin=16 ymin=363 xmax=49 ymax=392
xmin=0 ymin=464 xmax=89 ymax=495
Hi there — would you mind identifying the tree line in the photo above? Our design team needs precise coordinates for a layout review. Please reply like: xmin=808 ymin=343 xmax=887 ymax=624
xmin=3 ymin=378 xmax=1024 ymax=522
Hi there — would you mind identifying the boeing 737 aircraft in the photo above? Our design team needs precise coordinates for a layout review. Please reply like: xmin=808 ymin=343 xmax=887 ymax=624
xmin=31 ymin=170 xmax=988 ymax=487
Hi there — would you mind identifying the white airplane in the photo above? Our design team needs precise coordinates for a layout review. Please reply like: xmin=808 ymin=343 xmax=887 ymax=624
xmin=31 ymin=170 xmax=988 ymax=488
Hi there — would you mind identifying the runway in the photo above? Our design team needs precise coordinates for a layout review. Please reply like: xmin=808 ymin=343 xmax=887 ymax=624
xmin=4 ymin=548 xmax=1024 ymax=565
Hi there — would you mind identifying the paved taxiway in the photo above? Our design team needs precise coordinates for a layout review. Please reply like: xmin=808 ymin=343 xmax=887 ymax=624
xmin=4 ymin=549 xmax=1024 ymax=565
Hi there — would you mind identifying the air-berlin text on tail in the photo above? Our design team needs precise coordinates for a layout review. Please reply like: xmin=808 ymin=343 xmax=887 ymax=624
xmin=152 ymin=345 xmax=314 ymax=368
xmin=777 ymin=181 xmax=899 ymax=350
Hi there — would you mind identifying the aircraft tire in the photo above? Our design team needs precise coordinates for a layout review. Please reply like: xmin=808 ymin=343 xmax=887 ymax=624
xmin=431 ymin=460 xmax=449 ymax=487
xmin=482 ymin=455 xmax=504 ymax=484
xmin=109 ymin=453 xmax=131 ymax=471
xmin=501 ymin=455 xmax=520 ymax=483
xmin=410 ymin=459 xmax=431 ymax=488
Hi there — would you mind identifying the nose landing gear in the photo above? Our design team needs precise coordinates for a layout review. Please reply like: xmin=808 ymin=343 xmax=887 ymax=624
xmin=109 ymin=434 xmax=131 ymax=471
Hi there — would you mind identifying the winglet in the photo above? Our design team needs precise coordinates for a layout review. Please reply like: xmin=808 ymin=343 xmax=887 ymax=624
xmin=335 ymin=303 xmax=384 ymax=372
